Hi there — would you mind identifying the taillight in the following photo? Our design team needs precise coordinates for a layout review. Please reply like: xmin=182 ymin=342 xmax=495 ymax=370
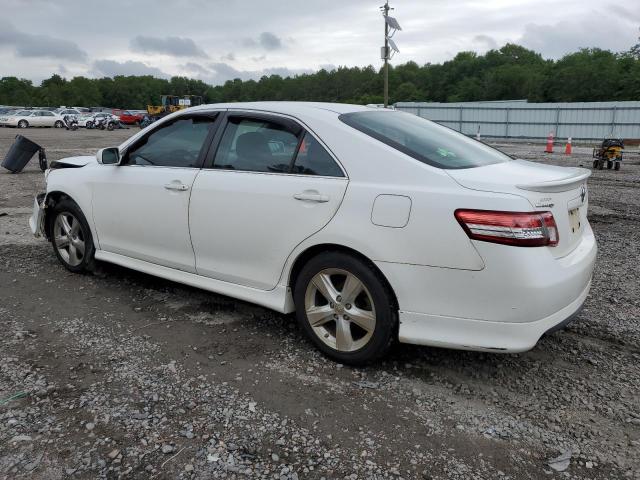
xmin=455 ymin=209 xmax=559 ymax=247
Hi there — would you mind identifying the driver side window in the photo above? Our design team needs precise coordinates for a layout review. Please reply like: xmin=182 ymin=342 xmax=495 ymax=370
xmin=124 ymin=116 xmax=216 ymax=167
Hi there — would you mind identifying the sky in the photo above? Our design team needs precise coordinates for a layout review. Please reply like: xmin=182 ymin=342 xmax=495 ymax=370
xmin=1 ymin=0 xmax=638 ymax=85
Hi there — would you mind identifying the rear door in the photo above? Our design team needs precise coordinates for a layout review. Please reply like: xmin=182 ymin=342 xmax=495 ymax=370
xmin=40 ymin=111 xmax=57 ymax=126
xmin=189 ymin=111 xmax=348 ymax=290
xmin=29 ymin=111 xmax=45 ymax=126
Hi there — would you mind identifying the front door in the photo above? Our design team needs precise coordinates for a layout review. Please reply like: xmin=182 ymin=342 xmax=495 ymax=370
xmin=92 ymin=114 xmax=219 ymax=272
xmin=189 ymin=112 xmax=348 ymax=289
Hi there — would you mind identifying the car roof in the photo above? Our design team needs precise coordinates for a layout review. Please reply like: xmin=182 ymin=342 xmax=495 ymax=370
xmin=189 ymin=101 xmax=372 ymax=118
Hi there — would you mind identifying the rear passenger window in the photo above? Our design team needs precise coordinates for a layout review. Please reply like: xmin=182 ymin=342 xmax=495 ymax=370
xmin=292 ymin=133 xmax=344 ymax=177
xmin=214 ymin=117 xmax=299 ymax=173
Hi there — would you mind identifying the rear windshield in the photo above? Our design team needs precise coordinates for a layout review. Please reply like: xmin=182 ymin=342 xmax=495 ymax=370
xmin=339 ymin=110 xmax=512 ymax=169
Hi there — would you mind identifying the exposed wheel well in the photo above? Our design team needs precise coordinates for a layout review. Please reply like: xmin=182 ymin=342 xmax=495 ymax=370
xmin=43 ymin=191 xmax=74 ymax=240
xmin=288 ymin=244 xmax=399 ymax=311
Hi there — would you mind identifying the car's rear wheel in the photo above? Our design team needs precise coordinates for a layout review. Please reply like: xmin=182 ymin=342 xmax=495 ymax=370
xmin=54 ymin=120 xmax=64 ymax=128
xmin=49 ymin=199 xmax=95 ymax=273
xmin=18 ymin=120 xmax=28 ymax=128
xmin=294 ymin=252 xmax=397 ymax=365
xmin=86 ymin=121 xmax=93 ymax=129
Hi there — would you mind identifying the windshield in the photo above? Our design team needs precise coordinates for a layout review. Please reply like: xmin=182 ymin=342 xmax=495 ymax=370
xmin=339 ymin=110 xmax=512 ymax=169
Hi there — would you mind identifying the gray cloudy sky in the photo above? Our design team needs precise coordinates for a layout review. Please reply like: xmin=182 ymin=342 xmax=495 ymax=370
xmin=1 ymin=0 xmax=638 ymax=85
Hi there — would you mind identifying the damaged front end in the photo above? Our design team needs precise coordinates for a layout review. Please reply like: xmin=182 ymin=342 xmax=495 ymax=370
xmin=29 ymin=192 xmax=47 ymax=238
xmin=29 ymin=155 xmax=93 ymax=239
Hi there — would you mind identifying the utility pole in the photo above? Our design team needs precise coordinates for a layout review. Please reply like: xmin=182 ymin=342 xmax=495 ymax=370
xmin=380 ymin=1 xmax=400 ymax=108
xmin=383 ymin=0 xmax=390 ymax=107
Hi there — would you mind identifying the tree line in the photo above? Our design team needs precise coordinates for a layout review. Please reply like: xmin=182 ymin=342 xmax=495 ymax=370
xmin=1 ymin=43 xmax=639 ymax=109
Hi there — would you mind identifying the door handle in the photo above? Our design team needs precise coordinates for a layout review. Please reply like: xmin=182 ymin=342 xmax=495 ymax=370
xmin=293 ymin=192 xmax=329 ymax=203
xmin=164 ymin=183 xmax=189 ymax=191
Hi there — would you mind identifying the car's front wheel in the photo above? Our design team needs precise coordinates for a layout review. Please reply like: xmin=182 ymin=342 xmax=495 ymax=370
xmin=294 ymin=252 xmax=397 ymax=365
xmin=54 ymin=120 xmax=64 ymax=128
xmin=18 ymin=120 xmax=28 ymax=128
xmin=49 ymin=199 xmax=95 ymax=273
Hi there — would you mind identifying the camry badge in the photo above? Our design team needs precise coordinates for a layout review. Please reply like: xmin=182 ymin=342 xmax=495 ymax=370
xmin=535 ymin=197 xmax=554 ymax=208
xmin=580 ymin=185 xmax=587 ymax=204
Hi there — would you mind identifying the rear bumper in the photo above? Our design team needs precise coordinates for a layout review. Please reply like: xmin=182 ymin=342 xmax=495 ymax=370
xmin=397 ymin=280 xmax=589 ymax=352
xmin=377 ymin=223 xmax=597 ymax=352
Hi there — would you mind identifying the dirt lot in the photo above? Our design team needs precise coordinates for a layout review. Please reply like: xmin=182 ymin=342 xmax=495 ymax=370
xmin=0 ymin=127 xmax=639 ymax=480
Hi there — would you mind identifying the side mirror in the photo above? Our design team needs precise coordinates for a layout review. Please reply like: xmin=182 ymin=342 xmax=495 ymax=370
xmin=97 ymin=147 xmax=120 ymax=165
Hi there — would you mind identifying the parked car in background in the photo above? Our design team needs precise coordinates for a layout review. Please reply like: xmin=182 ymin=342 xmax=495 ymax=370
xmin=77 ymin=114 xmax=96 ymax=128
xmin=29 ymin=102 xmax=597 ymax=364
xmin=82 ymin=112 xmax=119 ymax=129
xmin=114 ymin=110 xmax=144 ymax=125
xmin=0 ymin=108 xmax=21 ymax=124
xmin=0 ymin=109 xmax=64 ymax=128
xmin=57 ymin=108 xmax=82 ymax=117
xmin=0 ymin=107 xmax=23 ymax=115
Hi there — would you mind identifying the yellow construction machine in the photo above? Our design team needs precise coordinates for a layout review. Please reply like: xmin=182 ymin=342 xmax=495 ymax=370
xmin=592 ymin=138 xmax=624 ymax=170
xmin=146 ymin=95 xmax=203 ymax=117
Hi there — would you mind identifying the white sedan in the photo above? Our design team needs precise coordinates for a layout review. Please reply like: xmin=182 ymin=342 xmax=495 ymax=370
xmin=29 ymin=102 xmax=597 ymax=364
xmin=0 ymin=109 xmax=64 ymax=128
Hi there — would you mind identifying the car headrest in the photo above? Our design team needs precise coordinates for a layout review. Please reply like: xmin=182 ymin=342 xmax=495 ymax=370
xmin=236 ymin=132 xmax=271 ymax=159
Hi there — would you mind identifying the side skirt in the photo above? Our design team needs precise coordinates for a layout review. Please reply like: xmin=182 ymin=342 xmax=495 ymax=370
xmin=94 ymin=250 xmax=295 ymax=314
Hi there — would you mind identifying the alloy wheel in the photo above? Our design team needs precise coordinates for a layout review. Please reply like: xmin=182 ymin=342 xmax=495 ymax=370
xmin=304 ymin=268 xmax=376 ymax=352
xmin=53 ymin=212 xmax=85 ymax=267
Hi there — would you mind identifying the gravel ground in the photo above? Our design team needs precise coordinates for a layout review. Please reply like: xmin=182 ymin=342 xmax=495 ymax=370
xmin=0 ymin=128 xmax=639 ymax=480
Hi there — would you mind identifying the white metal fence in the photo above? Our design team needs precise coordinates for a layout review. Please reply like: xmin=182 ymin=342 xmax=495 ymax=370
xmin=395 ymin=100 xmax=640 ymax=141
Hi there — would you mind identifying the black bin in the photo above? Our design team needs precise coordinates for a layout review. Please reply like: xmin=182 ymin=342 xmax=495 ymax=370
xmin=2 ymin=135 xmax=42 ymax=173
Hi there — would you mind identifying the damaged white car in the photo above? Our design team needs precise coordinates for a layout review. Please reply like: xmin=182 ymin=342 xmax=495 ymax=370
xmin=30 ymin=102 xmax=597 ymax=364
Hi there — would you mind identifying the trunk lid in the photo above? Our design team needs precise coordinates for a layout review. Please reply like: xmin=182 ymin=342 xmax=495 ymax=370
xmin=447 ymin=159 xmax=590 ymax=258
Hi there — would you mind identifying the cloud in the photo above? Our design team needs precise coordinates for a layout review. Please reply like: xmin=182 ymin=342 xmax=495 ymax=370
xmin=259 ymin=32 xmax=282 ymax=50
xmin=220 ymin=52 xmax=236 ymax=61
xmin=473 ymin=35 xmax=498 ymax=51
xmin=518 ymin=14 xmax=638 ymax=59
xmin=130 ymin=35 xmax=209 ymax=58
xmin=0 ymin=20 xmax=87 ymax=61
xmin=242 ymin=32 xmax=284 ymax=51
xmin=93 ymin=60 xmax=170 ymax=78
xmin=205 ymin=62 xmax=312 ymax=85
xmin=180 ymin=62 xmax=211 ymax=76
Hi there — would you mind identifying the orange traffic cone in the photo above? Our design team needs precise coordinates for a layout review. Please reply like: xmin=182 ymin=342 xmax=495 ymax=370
xmin=545 ymin=132 xmax=554 ymax=153
xmin=564 ymin=137 xmax=572 ymax=155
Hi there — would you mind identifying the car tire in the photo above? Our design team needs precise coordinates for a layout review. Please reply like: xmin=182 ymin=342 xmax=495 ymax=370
xmin=607 ymin=160 xmax=613 ymax=169
xmin=48 ymin=199 xmax=95 ymax=274
xmin=86 ymin=121 xmax=93 ymax=129
xmin=615 ymin=162 xmax=621 ymax=171
xmin=54 ymin=120 xmax=64 ymax=128
xmin=18 ymin=120 xmax=28 ymax=128
xmin=294 ymin=251 xmax=397 ymax=365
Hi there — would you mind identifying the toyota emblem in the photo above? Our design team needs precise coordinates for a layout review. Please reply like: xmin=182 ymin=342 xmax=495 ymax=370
xmin=580 ymin=185 xmax=587 ymax=203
